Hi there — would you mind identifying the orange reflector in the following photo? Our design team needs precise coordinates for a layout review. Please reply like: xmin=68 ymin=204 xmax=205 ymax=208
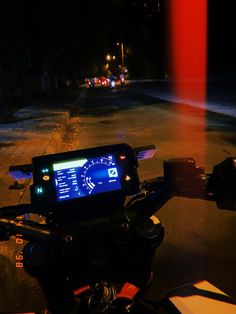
xmin=116 ymin=282 xmax=140 ymax=300
xmin=125 ymin=175 xmax=131 ymax=181
xmin=74 ymin=285 xmax=91 ymax=296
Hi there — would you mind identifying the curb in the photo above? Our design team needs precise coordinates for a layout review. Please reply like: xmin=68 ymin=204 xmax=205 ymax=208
xmin=41 ymin=110 xmax=70 ymax=155
xmin=0 ymin=107 xmax=70 ymax=207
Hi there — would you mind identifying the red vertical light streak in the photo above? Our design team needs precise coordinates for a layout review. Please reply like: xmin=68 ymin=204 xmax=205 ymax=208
xmin=168 ymin=0 xmax=208 ymax=160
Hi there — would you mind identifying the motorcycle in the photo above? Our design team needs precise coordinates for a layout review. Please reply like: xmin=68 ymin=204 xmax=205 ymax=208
xmin=107 ymin=77 xmax=116 ymax=88
xmin=0 ymin=143 xmax=236 ymax=313
xmin=120 ymin=74 xmax=125 ymax=85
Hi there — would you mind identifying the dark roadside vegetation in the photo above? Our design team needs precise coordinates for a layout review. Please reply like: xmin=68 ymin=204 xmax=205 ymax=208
xmin=0 ymin=88 xmax=79 ymax=123
xmin=2 ymin=74 xmax=236 ymax=124
xmin=0 ymin=58 xmax=84 ymax=123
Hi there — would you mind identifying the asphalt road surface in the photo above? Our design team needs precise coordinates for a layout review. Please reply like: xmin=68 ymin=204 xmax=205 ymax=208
xmin=66 ymin=82 xmax=236 ymax=300
xmin=0 ymin=80 xmax=236 ymax=312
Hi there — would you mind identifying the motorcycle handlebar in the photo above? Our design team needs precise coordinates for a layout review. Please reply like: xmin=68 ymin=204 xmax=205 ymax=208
xmin=0 ymin=181 xmax=172 ymax=243
xmin=0 ymin=176 xmax=207 ymax=243
xmin=0 ymin=203 xmax=34 ymax=217
xmin=0 ymin=155 xmax=235 ymax=242
xmin=0 ymin=217 xmax=53 ymax=242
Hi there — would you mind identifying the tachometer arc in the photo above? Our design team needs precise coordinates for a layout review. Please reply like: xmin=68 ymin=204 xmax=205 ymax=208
xmin=81 ymin=158 xmax=115 ymax=193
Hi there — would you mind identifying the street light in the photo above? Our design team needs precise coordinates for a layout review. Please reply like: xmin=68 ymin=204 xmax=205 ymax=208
xmin=105 ymin=54 xmax=116 ymax=77
xmin=106 ymin=54 xmax=116 ymax=62
xmin=117 ymin=42 xmax=124 ymax=70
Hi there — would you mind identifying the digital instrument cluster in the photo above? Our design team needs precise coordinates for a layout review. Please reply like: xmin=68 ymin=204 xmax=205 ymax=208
xmin=30 ymin=144 xmax=140 ymax=219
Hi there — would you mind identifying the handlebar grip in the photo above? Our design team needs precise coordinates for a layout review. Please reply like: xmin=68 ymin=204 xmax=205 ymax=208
xmin=0 ymin=218 xmax=53 ymax=242
xmin=0 ymin=204 xmax=35 ymax=217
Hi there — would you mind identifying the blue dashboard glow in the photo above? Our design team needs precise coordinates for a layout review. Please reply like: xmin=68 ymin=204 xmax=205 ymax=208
xmin=53 ymin=155 xmax=121 ymax=201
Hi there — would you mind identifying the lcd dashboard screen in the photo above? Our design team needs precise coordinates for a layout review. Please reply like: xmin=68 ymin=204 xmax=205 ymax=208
xmin=53 ymin=154 xmax=121 ymax=201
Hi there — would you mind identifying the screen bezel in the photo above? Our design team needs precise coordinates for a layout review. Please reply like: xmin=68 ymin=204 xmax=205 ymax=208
xmin=52 ymin=153 xmax=122 ymax=202
xmin=31 ymin=143 xmax=140 ymax=220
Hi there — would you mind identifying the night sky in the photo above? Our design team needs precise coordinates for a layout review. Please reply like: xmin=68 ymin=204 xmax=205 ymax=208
xmin=207 ymin=0 xmax=236 ymax=77
xmin=0 ymin=0 xmax=235 ymax=80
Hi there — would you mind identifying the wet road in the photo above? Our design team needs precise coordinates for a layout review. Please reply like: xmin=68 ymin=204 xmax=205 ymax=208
xmin=66 ymin=83 xmax=236 ymax=301
xmin=0 ymin=81 xmax=236 ymax=312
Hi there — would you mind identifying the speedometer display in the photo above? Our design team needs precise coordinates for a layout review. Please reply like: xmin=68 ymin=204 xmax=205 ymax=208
xmin=31 ymin=143 xmax=140 ymax=215
xmin=53 ymin=154 xmax=121 ymax=201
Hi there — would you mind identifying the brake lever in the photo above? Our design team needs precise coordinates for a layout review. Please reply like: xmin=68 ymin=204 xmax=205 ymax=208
xmin=0 ymin=204 xmax=41 ymax=218
xmin=0 ymin=217 xmax=54 ymax=242
xmin=125 ymin=181 xmax=173 ymax=224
